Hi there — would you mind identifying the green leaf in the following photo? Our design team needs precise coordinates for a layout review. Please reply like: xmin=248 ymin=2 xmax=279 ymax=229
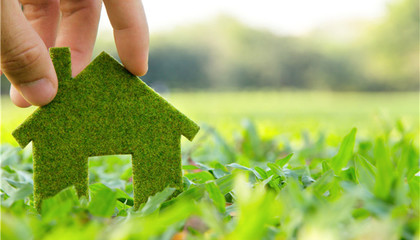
xmin=267 ymin=163 xmax=285 ymax=179
xmin=214 ymin=162 xmax=229 ymax=172
xmin=88 ymin=183 xmax=117 ymax=217
xmin=140 ymin=187 xmax=176 ymax=215
xmin=41 ymin=186 xmax=79 ymax=221
xmin=227 ymin=163 xmax=262 ymax=179
xmin=275 ymin=153 xmax=293 ymax=167
xmin=330 ymin=128 xmax=357 ymax=174
xmin=115 ymin=188 xmax=134 ymax=206
xmin=396 ymin=140 xmax=419 ymax=181
xmin=216 ymin=173 xmax=235 ymax=195
xmin=1 ymin=182 xmax=33 ymax=207
xmin=354 ymin=154 xmax=376 ymax=192
xmin=173 ymin=184 xmax=204 ymax=202
xmin=205 ymin=182 xmax=226 ymax=213
xmin=0 ymin=178 xmax=16 ymax=196
xmin=0 ymin=147 xmax=20 ymax=167
xmin=212 ymin=163 xmax=229 ymax=178
xmin=254 ymin=166 xmax=268 ymax=180
xmin=301 ymin=167 xmax=315 ymax=187
xmin=185 ymin=171 xmax=215 ymax=184
xmin=373 ymin=138 xmax=393 ymax=201
xmin=170 ymin=174 xmax=234 ymax=205
xmin=408 ymin=176 xmax=420 ymax=213
xmin=310 ymin=169 xmax=335 ymax=196
xmin=241 ymin=119 xmax=263 ymax=161
xmin=322 ymin=160 xmax=332 ymax=173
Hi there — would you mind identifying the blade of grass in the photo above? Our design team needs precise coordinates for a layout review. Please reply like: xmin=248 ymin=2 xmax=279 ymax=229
xmin=267 ymin=163 xmax=286 ymax=179
xmin=275 ymin=153 xmax=294 ymax=167
xmin=373 ymin=138 xmax=393 ymax=201
xmin=205 ymin=182 xmax=226 ymax=213
xmin=330 ymin=128 xmax=357 ymax=174
xmin=354 ymin=154 xmax=376 ymax=192
xmin=227 ymin=163 xmax=262 ymax=179
xmin=310 ymin=169 xmax=335 ymax=196
xmin=140 ymin=187 xmax=176 ymax=216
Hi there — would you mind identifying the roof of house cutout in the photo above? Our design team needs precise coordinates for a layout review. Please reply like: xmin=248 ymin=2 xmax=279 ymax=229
xmin=12 ymin=47 xmax=200 ymax=211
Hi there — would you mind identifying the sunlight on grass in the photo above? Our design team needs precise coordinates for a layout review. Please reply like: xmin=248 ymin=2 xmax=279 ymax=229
xmin=2 ymin=91 xmax=418 ymax=146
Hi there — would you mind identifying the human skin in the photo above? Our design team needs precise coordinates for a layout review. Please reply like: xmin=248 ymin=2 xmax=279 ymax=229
xmin=1 ymin=0 xmax=149 ymax=107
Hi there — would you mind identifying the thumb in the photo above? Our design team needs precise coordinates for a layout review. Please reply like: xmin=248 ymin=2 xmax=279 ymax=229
xmin=1 ymin=0 xmax=57 ymax=107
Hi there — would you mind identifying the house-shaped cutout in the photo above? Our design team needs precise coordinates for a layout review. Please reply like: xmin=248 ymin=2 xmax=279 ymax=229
xmin=12 ymin=48 xmax=200 ymax=211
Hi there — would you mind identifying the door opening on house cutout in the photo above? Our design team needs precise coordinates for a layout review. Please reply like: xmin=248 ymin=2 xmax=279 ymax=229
xmin=88 ymin=154 xmax=133 ymax=191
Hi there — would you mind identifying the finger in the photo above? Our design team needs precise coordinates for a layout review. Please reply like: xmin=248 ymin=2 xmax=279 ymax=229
xmin=20 ymin=0 xmax=60 ymax=48
xmin=103 ymin=0 xmax=149 ymax=76
xmin=10 ymin=85 xmax=32 ymax=108
xmin=1 ymin=0 xmax=58 ymax=106
xmin=55 ymin=0 xmax=102 ymax=76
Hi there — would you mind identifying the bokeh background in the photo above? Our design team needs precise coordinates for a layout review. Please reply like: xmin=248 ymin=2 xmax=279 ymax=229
xmin=105 ymin=0 xmax=418 ymax=92
xmin=1 ymin=1 xmax=419 ymax=238
xmin=1 ymin=0 xmax=419 ymax=143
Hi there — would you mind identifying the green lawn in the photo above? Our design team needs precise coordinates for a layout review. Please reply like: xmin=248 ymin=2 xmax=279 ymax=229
xmin=1 ymin=91 xmax=419 ymax=239
xmin=2 ymin=91 xmax=419 ymax=144
xmin=169 ymin=91 xmax=418 ymax=138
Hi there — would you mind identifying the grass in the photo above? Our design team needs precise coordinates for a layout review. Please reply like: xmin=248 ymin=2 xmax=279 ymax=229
xmin=2 ymin=92 xmax=419 ymax=144
xmin=1 ymin=91 xmax=419 ymax=239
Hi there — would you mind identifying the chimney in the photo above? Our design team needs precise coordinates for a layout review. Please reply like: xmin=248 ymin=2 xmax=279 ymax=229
xmin=49 ymin=47 xmax=72 ymax=81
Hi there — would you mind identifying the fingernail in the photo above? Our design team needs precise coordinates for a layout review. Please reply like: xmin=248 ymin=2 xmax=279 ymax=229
xmin=19 ymin=78 xmax=57 ymax=106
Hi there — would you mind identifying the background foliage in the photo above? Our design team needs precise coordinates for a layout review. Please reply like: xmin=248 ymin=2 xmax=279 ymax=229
xmin=102 ymin=0 xmax=417 ymax=92
xmin=1 ymin=0 xmax=418 ymax=93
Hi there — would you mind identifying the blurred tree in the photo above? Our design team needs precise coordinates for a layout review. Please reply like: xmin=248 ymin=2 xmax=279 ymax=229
xmin=361 ymin=0 xmax=419 ymax=90
xmin=144 ymin=38 xmax=211 ymax=90
xmin=142 ymin=16 xmax=366 ymax=91
xmin=2 ymin=0 xmax=417 ymax=95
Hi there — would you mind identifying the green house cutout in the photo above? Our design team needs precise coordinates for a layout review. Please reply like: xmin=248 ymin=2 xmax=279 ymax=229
xmin=12 ymin=47 xmax=200 ymax=211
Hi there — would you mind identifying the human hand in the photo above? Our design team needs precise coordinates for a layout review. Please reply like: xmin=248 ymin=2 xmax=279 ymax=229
xmin=1 ymin=0 xmax=149 ymax=107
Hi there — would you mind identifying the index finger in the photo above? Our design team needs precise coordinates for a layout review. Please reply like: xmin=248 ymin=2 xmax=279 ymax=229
xmin=1 ymin=0 xmax=58 ymax=107
xmin=103 ymin=0 xmax=149 ymax=76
